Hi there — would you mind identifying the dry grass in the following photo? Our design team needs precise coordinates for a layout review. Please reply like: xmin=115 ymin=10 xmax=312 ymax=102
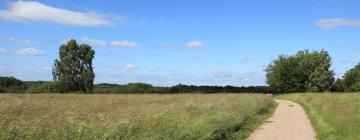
xmin=0 ymin=94 xmax=275 ymax=140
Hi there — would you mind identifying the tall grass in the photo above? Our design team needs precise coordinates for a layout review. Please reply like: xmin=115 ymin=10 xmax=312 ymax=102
xmin=278 ymin=93 xmax=360 ymax=140
xmin=0 ymin=94 xmax=275 ymax=140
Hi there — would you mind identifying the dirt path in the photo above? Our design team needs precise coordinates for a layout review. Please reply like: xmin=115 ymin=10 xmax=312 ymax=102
xmin=247 ymin=99 xmax=316 ymax=140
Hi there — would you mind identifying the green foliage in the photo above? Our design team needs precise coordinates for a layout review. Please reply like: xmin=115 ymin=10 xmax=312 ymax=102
xmin=93 ymin=83 xmax=271 ymax=94
xmin=306 ymin=65 xmax=334 ymax=92
xmin=333 ymin=78 xmax=345 ymax=92
xmin=0 ymin=77 xmax=272 ymax=94
xmin=266 ymin=50 xmax=334 ymax=93
xmin=52 ymin=39 xmax=95 ymax=93
xmin=278 ymin=93 xmax=360 ymax=140
xmin=342 ymin=63 xmax=360 ymax=92
xmin=26 ymin=82 xmax=60 ymax=93
xmin=0 ymin=76 xmax=26 ymax=93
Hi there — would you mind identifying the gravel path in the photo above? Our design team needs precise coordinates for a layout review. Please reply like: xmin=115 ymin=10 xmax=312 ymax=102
xmin=247 ymin=99 xmax=316 ymax=140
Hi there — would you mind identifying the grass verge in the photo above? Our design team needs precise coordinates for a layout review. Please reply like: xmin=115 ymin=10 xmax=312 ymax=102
xmin=277 ymin=93 xmax=360 ymax=140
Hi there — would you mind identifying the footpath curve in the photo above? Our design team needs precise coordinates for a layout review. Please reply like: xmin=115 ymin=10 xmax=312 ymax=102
xmin=247 ymin=99 xmax=316 ymax=140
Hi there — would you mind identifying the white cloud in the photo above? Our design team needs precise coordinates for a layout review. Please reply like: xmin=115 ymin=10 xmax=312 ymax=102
xmin=186 ymin=40 xmax=203 ymax=49
xmin=0 ymin=1 xmax=114 ymax=27
xmin=316 ymin=18 xmax=360 ymax=29
xmin=0 ymin=48 xmax=9 ymax=54
xmin=8 ymin=37 xmax=39 ymax=45
xmin=112 ymin=40 xmax=139 ymax=48
xmin=125 ymin=64 xmax=137 ymax=70
xmin=239 ymin=56 xmax=257 ymax=62
xmin=81 ymin=37 xmax=107 ymax=47
xmin=16 ymin=48 xmax=43 ymax=56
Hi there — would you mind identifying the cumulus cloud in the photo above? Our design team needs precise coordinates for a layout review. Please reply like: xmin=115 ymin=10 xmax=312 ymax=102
xmin=112 ymin=40 xmax=139 ymax=48
xmin=316 ymin=18 xmax=360 ymax=29
xmin=81 ymin=37 xmax=107 ymax=47
xmin=16 ymin=48 xmax=43 ymax=56
xmin=186 ymin=40 xmax=203 ymax=49
xmin=8 ymin=37 xmax=39 ymax=45
xmin=0 ymin=1 xmax=115 ymax=27
xmin=125 ymin=64 xmax=137 ymax=70
xmin=0 ymin=48 xmax=9 ymax=54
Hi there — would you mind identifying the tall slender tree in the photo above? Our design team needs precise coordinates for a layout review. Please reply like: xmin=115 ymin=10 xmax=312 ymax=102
xmin=79 ymin=44 xmax=95 ymax=93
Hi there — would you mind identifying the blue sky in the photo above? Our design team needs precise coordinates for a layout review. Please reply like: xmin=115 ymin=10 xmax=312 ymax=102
xmin=0 ymin=0 xmax=360 ymax=86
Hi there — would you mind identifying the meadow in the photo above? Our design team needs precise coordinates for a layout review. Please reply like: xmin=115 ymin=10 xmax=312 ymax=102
xmin=0 ymin=94 xmax=275 ymax=140
xmin=277 ymin=93 xmax=360 ymax=140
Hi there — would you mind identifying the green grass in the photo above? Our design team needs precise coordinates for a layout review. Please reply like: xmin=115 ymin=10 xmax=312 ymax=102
xmin=277 ymin=93 xmax=360 ymax=140
xmin=0 ymin=94 xmax=275 ymax=140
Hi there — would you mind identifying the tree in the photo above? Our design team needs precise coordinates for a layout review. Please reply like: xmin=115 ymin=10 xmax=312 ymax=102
xmin=52 ymin=39 xmax=95 ymax=93
xmin=306 ymin=64 xmax=334 ymax=92
xmin=79 ymin=44 xmax=95 ymax=93
xmin=343 ymin=63 xmax=360 ymax=92
xmin=266 ymin=55 xmax=304 ymax=93
xmin=266 ymin=50 xmax=334 ymax=93
xmin=0 ymin=76 xmax=25 ymax=93
xmin=333 ymin=78 xmax=345 ymax=92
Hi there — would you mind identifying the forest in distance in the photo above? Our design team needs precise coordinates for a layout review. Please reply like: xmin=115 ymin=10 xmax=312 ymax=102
xmin=0 ymin=76 xmax=271 ymax=94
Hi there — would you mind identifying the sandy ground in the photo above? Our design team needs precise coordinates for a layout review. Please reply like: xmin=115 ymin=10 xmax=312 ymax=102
xmin=247 ymin=99 xmax=316 ymax=140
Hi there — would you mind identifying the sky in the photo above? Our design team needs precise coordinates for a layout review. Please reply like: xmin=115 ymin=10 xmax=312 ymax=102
xmin=0 ymin=0 xmax=360 ymax=86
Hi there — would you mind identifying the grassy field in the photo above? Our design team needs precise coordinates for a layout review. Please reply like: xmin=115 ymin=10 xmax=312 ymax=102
xmin=0 ymin=94 xmax=275 ymax=140
xmin=277 ymin=93 xmax=360 ymax=140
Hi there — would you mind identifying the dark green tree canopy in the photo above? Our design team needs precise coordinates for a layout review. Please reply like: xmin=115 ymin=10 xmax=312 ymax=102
xmin=266 ymin=50 xmax=334 ymax=93
xmin=333 ymin=78 xmax=345 ymax=92
xmin=342 ymin=63 xmax=360 ymax=92
xmin=52 ymin=39 xmax=95 ymax=93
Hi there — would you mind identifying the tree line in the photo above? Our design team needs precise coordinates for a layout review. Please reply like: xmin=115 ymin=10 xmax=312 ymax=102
xmin=1 ymin=39 xmax=360 ymax=94
xmin=0 ymin=77 xmax=271 ymax=94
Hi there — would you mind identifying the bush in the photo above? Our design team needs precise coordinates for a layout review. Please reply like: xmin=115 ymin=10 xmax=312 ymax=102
xmin=0 ymin=76 xmax=26 ymax=93
xmin=26 ymin=82 xmax=60 ymax=93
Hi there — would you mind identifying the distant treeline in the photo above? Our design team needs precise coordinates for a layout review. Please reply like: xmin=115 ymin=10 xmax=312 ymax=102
xmin=94 ymin=83 xmax=271 ymax=94
xmin=0 ymin=76 xmax=271 ymax=94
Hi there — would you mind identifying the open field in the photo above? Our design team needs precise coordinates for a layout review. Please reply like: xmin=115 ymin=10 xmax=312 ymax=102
xmin=277 ymin=93 xmax=360 ymax=140
xmin=0 ymin=94 xmax=275 ymax=140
